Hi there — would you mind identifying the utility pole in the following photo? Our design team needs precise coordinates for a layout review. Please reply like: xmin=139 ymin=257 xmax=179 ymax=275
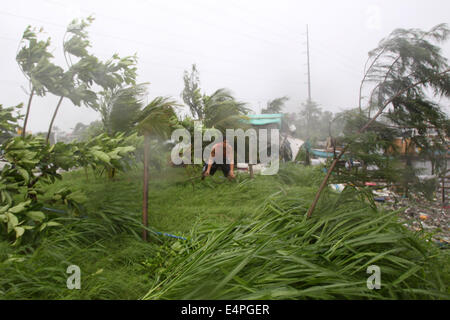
xmin=306 ymin=24 xmax=312 ymax=102
xmin=304 ymin=24 xmax=312 ymax=165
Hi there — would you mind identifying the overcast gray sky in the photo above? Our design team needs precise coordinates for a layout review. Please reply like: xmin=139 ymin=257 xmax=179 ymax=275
xmin=1 ymin=0 xmax=449 ymax=133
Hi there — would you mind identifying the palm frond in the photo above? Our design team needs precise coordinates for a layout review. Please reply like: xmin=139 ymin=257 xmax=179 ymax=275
xmin=136 ymin=97 xmax=180 ymax=138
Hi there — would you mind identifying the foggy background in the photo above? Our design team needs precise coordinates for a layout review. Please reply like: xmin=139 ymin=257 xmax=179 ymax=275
xmin=1 ymin=0 xmax=449 ymax=134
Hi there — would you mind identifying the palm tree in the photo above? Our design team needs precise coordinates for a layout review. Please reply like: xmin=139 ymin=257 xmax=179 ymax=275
xmin=203 ymin=88 xmax=249 ymax=132
xmin=181 ymin=65 xmax=249 ymax=128
xmin=261 ymin=96 xmax=289 ymax=114
xmin=136 ymin=97 xmax=179 ymax=241
xmin=99 ymin=84 xmax=148 ymax=135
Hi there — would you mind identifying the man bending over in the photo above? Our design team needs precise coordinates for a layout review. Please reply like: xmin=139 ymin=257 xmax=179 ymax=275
xmin=202 ymin=138 xmax=235 ymax=179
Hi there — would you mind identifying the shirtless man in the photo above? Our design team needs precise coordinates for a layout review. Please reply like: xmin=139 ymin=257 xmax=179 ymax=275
xmin=202 ymin=138 xmax=235 ymax=179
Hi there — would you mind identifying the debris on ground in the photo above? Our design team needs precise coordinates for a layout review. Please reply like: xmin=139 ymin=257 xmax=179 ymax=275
xmin=380 ymin=191 xmax=449 ymax=246
xmin=337 ymin=182 xmax=449 ymax=246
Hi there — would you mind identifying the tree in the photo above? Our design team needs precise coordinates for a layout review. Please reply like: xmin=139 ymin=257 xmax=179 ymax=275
xmin=97 ymin=84 xmax=147 ymax=180
xmin=2 ymin=17 xmax=140 ymax=245
xmin=45 ymin=16 xmax=97 ymax=143
xmin=16 ymin=26 xmax=58 ymax=137
xmin=0 ymin=104 xmax=22 ymax=146
xmin=99 ymin=83 xmax=148 ymax=135
xmin=299 ymin=99 xmax=322 ymax=140
xmin=307 ymin=23 xmax=450 ymax=218
xmin=136 ymin=97 xmax=179 ymax=241
xmin=70 ymin=121 xmax=104 ymax=142
xmin=182 ymin=64 xmax=203 ymax=119
xmin=261 ymin=96 xmax=289 ymax=114
xmin=46 ymin=16 xmax=138 ymax=143
xmin=202 ymin=88 xmax=249 ymax=132
xmin=181 ymin=64 xmax=249 ymax=128
xmin=335 ymin=110 xmax=402 ymax=185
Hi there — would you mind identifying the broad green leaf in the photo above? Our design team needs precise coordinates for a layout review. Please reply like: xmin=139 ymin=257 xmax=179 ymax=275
xmin=0 ymin=204 xmax=10 ymax=214
xmin=5 ymin=212 xmax=19 ymax=232
xmin=17 ymin=167 xmax=30 ymax=183
xmin=39 ymin=221 xmax=62 ymax=231
xmin=14 ymin=226 xmax=25 ymax=238
xmin=9 ymin=200 xmax=31 ymax=214
xmin=26 ymin=211 xmax=45 ymax=222
xmin=91 ymin=150 xmax=110 ymax=163
xmin=39 ymin=223 xmax=47 ymax=232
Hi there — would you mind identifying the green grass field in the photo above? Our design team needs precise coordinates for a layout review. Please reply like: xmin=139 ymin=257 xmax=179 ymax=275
xmin=0 ymin=165 xmax=290 ymax=299
xmin=44 ymin=165 xmax=282 ymax=235
xmin=1 ymin=164 xmax=449 ymax=299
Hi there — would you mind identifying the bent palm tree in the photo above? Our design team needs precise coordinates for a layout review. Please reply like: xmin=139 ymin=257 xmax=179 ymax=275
xmin=202 ymin=88 xmax=250 ymax=138
xmin=261 ymin=96 xmax=289 ymax=114
xmin=136 ymin=97 xmax=179 ymax=241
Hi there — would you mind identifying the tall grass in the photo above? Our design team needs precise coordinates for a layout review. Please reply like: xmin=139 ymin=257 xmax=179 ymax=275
xmin=0 ymin=205 xmax=165 ymax=299
xmin=143 ymin=166 xmax=450 ymax=300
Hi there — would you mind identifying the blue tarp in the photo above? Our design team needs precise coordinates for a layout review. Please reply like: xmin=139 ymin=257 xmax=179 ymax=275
xmin=310 ymin=149 xmax=335 ymax=158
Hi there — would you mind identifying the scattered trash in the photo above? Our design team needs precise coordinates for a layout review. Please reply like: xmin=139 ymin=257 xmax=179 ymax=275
xmin=381 ymin=190 xmax=449 ymax=244
xmin=330 ymin=184 xmax=345 ymax=193
xmin=311 ymin=158 xmax=326 ymax=166
xmin=373 ymin=189 xmax=390 ymax=199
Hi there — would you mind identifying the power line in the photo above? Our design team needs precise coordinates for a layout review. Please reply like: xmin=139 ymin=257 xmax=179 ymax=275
xmin=308 ymin=44 xmax=363 ymax=78
xmin=0 ymin=35 xmax=18 ymax=42
xmin=133 ymin=0 xmax=301 ymax=51
xmin=0 ymin=7 xmax=308 ymax=100
xmin=226 ymin=0 xmax=368 ymax=72
xmin=0 ymin=9 xmax=303 ymax=77
xmin=312 ymin=38 xmax=365 ymax=74
xmin=45 ymin=0 xmax=306 ymax=65
xmin=72 ymin=2 xmax=305 ymax=75
xmin=210 ymin=0 xmax=365 ymax=88
xmin=186 ymin=0 xmax=304 ymax=51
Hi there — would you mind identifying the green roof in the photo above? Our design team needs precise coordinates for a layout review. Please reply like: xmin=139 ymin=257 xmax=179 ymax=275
xmin=243 ymin=114 xmax=283 ymax=126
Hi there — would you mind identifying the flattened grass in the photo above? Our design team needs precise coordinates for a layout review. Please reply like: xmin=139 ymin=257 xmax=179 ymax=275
xmin=1 ymin=164 xmax=449 ymax=299
xmin=143 ymin=180 xmax=450 ymax=300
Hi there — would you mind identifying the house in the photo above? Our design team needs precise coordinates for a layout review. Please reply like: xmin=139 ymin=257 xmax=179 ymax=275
xmin=242 ymin=113 xmax=304 ymax=163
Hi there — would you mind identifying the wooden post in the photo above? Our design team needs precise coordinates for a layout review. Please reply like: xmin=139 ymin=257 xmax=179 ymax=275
xmin=142 ymin=134 xmax=150 ymax=241
xmin=249 ymin=164 xmax=254 ymax=179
